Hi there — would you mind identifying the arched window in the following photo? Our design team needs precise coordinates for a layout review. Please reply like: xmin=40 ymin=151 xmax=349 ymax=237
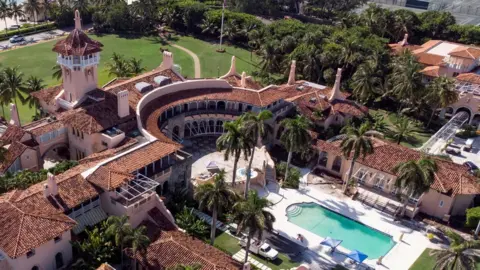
xmin=332 ymin=156 xmax=342 ymax=172
xmin=217 ymin=101 xmax=226 ymax=111
xmin=208 ymin=101 xmax=216 ymax=110
xmin=318 ymin=151 xmax=328 ymax=167
xmin=173 ymin=126 xmax=180 ymax=138
xmin=184 ymin=123 xmax=191 ymax=137
xmin=55 ymin=252 xmax=64 ymax=269
xmin=216 ymin=120 xmax=223 ymax=133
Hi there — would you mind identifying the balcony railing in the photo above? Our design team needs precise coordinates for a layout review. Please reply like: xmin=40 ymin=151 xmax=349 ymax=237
xmin=57 ymin=54 xmax=100 ymax=69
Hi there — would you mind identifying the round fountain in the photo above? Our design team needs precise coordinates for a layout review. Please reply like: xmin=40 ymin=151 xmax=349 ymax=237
xmin=237 ymin=167 xmax=258 ymax=181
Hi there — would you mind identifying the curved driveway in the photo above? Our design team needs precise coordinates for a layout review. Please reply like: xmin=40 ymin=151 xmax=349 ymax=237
xmin=171 ymin=44 xmax=201 ymax=78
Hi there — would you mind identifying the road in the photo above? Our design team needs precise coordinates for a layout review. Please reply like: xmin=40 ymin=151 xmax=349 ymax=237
xmin=0 ymin=29 xmax=68 ymax=49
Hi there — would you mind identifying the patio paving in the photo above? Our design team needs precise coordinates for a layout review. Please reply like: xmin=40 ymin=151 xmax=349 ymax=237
xmin=265 ymin=169 xmax=442 ymax=270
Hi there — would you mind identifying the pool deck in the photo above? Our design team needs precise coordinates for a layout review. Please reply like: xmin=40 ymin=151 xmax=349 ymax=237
xmin=266 ymin=168 xmax=439 ymax=270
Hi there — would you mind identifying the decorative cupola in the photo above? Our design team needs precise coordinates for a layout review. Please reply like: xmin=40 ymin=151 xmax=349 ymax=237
xmin=9 ymin=103 xmax=20 ymax=127
xmin=53 ymin=10 xmax=103 ymax=108
xmin=287 ymin=60 xmax=296 ymax=85
xmin=399 ymin=33 xmax=409 ymax=46
xmin=329 ymin=68 xmax=344 ymax=102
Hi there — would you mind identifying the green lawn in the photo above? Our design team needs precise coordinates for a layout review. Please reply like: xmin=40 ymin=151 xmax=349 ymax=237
xmin=410 ymin=248 xmax=480 ymax=270
xmin=370 ymin=109 xmax=433 ymax=149
xmin=214 ymin=232 xmax=300 ymax=270
xmin=0 ymin=34 xmax=259 ymax=124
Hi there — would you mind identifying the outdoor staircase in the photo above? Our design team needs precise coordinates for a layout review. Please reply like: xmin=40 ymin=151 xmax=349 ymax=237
xmin=286 ymin=205 xmax=303 ymax=217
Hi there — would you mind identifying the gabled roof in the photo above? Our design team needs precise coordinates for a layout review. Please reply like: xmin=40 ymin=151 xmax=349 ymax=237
xmin=0 ymin=125 xmax=29 ymax=144
xmin=316 ymin=138 xmax=480 ymax=196
xmin=449 ymin=46 xmax=480 ymax=59
xmin=420 ymin=66 xmax=441 ymax=78
xmin=0 ymin=141 xmax=29 ymax=173
xmin=52 ymin=29 xmax=103 ymax=56
xmin=456 ymin=73 xmax=480 ymax=84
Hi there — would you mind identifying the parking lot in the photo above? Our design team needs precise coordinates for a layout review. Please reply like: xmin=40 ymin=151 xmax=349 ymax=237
xmin=445 ymin=136 xmax=480 ymax=168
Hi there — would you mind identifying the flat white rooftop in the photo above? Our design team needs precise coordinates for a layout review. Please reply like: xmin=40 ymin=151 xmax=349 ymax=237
xmin=427 ymin=42 xmax=460 ymax=56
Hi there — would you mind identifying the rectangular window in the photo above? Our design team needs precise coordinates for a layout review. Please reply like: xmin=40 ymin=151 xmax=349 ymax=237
xmin=26 ymin=249 xmax=35 ymax=258
xmin=54 ymin=236 xmax=62 ymax=243
xmin=439 ymin=200 xmax=444 ymax=207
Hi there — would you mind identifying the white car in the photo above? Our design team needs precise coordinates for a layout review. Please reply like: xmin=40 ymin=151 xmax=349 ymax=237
xmin=8 ymin=25 xmax=20 ymax=30
xmin=239 ymin=236 xmax=279 ymax=260
xmin=9 ymin=35 xmax=25 ymax=43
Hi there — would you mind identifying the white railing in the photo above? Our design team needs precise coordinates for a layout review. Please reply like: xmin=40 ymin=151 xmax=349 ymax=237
xmin=57 ymin=54 xmax=100 ymax=69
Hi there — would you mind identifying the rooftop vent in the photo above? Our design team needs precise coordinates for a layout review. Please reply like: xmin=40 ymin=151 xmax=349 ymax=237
xmin=135 ymin=82 xmax=153 ymax=93
xmin=309 ymin=97 xmax=317 ymax=103
xmin=154 ymin=76 xmax=172 ymax=86
xmin=296 ymin=86 xmax=304 ymax=91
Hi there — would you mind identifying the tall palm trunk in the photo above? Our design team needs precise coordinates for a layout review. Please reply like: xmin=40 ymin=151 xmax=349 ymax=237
xmin=120 ymin=243 xmax=124 ymax=268
xmin=210 ymin=206 xmax=217 ymax=245
xmin=344 ymin=158 xmax=356 ymax=194
xmin=397 ymin=135 xmax=402 ymax=145
xmin=13 ymin=98 xmax=21 ymax=126
xmin=245 ymin=146 xmax=256 ymax=198
xmin=232 ymin=151 xmax=240 ymax=186
xmin=427 ymin=105 xmax=438 ymax=128
xmin=3 ymin=18 xmax=7 ymax=34
xmin=284 ymin=150 xmax=293 ymax=184
xmin=1 ymin=105 xmax=5 ymax=118
xmin=244 ymin=234 xmax=252 ymax=264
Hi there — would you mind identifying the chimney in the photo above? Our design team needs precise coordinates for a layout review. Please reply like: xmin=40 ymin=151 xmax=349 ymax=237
xmin=288 ymin=60 xmax=296 ymax=85
xmin=9 ymin=103 xmax=20 ymax=127
xmin=329 ymin=68 xmax=343 ymax=102
xmin=241 ymin=72 xmax=247 ymax=88
xmin=399 ymin=33 xmax=409 ymax=46
xmin=117 ymin=90 xmax=130 ymax=118
xmin=47 ymin=173 xmax=58 ymax=196
xmin=74 ymin=10 xmax=82 ymax=30
xmin=43 ymin=184 xmax=49 ymax=198
xmin=162 ymin=51 xmax=174 ymax=70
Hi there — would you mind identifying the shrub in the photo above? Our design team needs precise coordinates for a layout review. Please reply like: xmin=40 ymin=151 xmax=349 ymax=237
xmin=0 ymin=23 xmax=56 ymax=41
xmin=466 ymin=207 xmax=480 ymax=228
xmin=283 ymin=167 xmax=301 ymax=189
xmin=456 ymin=124 xmax=478 ymax=139
xmin=275 ymin=161 xmax=287 ymax=178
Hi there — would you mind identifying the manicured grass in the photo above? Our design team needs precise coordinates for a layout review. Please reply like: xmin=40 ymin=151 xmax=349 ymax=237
xmin=0 ymin=34 xmax=258 ymax=124
xmin=214 ymin=232 xmax=300 ymax=270
xmin=409 ymin=248 xmax=480 ymax=270
xmin=174 ymin=36 xmax=260 ymax=78
xmin=370 ymin=109 xmax=433 ymax=149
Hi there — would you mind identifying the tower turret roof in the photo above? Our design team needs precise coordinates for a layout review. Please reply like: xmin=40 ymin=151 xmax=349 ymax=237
xmin=52 ymin=29 xmax=103 ymax=56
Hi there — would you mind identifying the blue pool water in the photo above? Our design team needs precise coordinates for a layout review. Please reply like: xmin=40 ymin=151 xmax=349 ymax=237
xmin=286 ymin=203 xmax=395 ymax=259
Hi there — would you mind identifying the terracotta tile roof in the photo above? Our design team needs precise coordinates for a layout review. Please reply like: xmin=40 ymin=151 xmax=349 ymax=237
xmin=52 ymin=29 xmax=103 ymax=56
xmin=0 ymin=141 xmax=28 ymax=173
xmin=330 ymin=99 xmax=368 ymax=117
xmin=131 ymin=210 xmax=241 ymax=270
xmin=224 ymin=74 xmax=263 ymax=90
xmin=449 ymin=46 xmax=480 ymax=59
xmin=456 ymin=73 xmax=480 ymax=84
xmin=315 ymin=138 xmax=480 ymax=195
xmin=86 ymin=141 xmax=180 ymax=190
xmin=388 ymin=43 xmax=422 ymax=55
xmin=0 ymin=199 xmax=76 ymax=259
xmin=414 ymin=52 xmax=445 ymax=66
xmin=97 ymin=263 xmax=115 ymax=270
xmin=0 ymin=125 xmax=29 ymax=144
xmin=420 ymin=66 xmax=441 ymax=77
xmin=31 ymin=85 xmax=63 ymax=106
xmin=23 ymin=119 xmax=64 ymax=136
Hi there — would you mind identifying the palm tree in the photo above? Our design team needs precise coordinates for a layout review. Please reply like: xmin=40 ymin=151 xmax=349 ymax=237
xmin=241 ymin=110 xmax=273 ymax=197
xmin=0 ymin=71 xmax=9 ymax=118
xmin=425 ymin=76 xmax=458 ymax=127
xmin=125 ymin=225 xmax=150 ymax=267
xmin=1 ymin=67 xmax=25 ymax=125
xmin=216 ymin=118 xmax=252 ymax=185
xmin=351 ymin=60 xmax=382 ymax=103
xmin=9 ymin=1 xmax=23 ymax=26
xmin=128 ymin=58 xmax=146 ymax=76
xmin=340 ymin=122 xmax=376 ymax=193
xmin=430 ymin=230 xmax=480 ymax=270
xmin=73 ymin=0 xmax=88 ymax=15
xmin=390 ymin=116 xmax=419 ymax=145
xmin=0 ymin=0 xmax=11 ymax=34
xmin=279 ymin=115 xmax=311 ymax=184
xmin=105 ymin=215 xmax=133 ymax=268
xmin=24 ymin=76 xmax=45 ymax=116
xmin=233 ymin=190 xmax=275 ymax=264
xmin=389 ymin=50 xmax=423 ymax=109
xmin=0 ymin=147 xmax=7 ymax=163
xmin=23 ymin=0 xmax=41 ymax=30
xmin=52 ymin=65 xmax=62 ymax=81
xmin=107 ymin=53 xmax=131 ymax=77
xmin=393 ymin=157 xmax=437 ymax=216
xmin=194 ymin=170 xmax=238 ymax=245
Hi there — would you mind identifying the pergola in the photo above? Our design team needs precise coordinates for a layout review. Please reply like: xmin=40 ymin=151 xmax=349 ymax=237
xmin=455 ymin=81 xmax=480 ymax=96
xmin=420 ymin=111 xmax=469 ymax=154
xmin=115 ymin=173 xmax=159 ymax=206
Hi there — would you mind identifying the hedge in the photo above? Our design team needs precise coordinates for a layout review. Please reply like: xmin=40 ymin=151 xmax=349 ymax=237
xmin=466 ymin=206 xmax=480 ymax=228
xmin=0 ymin=23 xmax=57 ymax=41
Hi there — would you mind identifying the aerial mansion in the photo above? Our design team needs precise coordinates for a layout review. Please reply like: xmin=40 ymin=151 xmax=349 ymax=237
xmin=0 ymin=11 xmax=479 ymax=270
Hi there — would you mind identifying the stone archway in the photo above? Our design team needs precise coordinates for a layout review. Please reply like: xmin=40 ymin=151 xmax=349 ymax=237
xmin=455 ymin=107 xmax=472 ymax=123
xmin=41 ymin=143 xmax=69 ymax=160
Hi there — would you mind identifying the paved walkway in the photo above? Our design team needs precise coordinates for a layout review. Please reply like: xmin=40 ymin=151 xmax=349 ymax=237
xmin=171 ymin=44 xmax=201 ymax=78
xmin=233 ymin=249 xmax=272 ymax=270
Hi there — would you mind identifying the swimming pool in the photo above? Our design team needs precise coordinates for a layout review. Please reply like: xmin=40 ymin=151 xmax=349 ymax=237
xmin=286 ymin=202 xmax=395 ymax=259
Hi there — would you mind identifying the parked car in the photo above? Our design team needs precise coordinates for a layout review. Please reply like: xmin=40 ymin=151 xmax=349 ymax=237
xmin=9 ymin=35 xmax=25 ymax=43
xmin=239 ymin=235 xmax=278 ymax=260
xmin=446 ymin=147 xmax=461 ymax=156
xmin=464 ymin=138 xmax=475 ymax=152
xmin=8 ymin=25 xmax=20 ymax=30
xmin=464 ymin=161 xmax=478 ymax=174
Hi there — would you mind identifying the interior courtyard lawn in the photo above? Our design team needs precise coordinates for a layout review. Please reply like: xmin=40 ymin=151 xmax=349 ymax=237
xmin=214 ymin=232 xmax=300 ymax=270
xmin=0 ymin=34 xmax=259 ymax=124
xmin=409 ymin=248 xmax=480 ymax=270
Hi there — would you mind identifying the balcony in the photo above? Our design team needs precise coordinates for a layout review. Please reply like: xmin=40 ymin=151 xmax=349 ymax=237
xmin=112 ymin=173 xmax=160 ymax=207
xmin=57 ymin=53 xmax=100 ymax=69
